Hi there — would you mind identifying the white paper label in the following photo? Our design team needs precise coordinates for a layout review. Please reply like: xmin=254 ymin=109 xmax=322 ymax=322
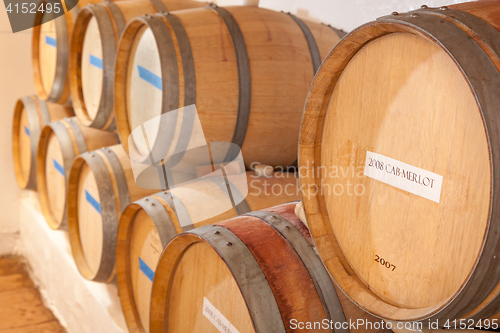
xmin=202 ymin=297 xmax=240 ymax=333
xmin=364 ymin=151 xmax=443 ymax=203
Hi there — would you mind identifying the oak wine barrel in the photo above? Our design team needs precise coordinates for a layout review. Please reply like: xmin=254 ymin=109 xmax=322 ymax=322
xmin=70 ymin=0 xmax=205 ymax=130
xmin=67 ymin=144 xmax=160 ymax=282
xmin=150 ymin=202 xmax=349 ymax=333
xmin=116 ymin=171 xmax=299 ymax=332
xmin=12 ymin=95 xmax=73 ymax=190
xmin=299 ymin=1 xmax=500 ymax=322
xmin=114 ymin=5 xmax=344 ymax=167
xmin=32 ymin=0 xmax=102 ymax=104
xmin=37 ymin=117 xmax=118 ymax=229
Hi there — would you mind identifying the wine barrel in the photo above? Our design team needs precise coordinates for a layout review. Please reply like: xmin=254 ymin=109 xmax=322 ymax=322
xmin=32 ymin=0 xmax=103 ymax=104
xmin=37 ymin=117 xmax=118 ymax=229
xmin=115 ymin=6 xmax=344 ymax=167
xmin=149 ymin=202 xmax=346 ymax=333
xmin=116 ymin=171 xmax=299 ymax=333
xmin=299 ymin=1 xmax=500 ymax=322
xmin=12 ymin=95 xmax=73 ymax=190
xmin=67 ymin=144 xmax=165 ymax=282
xmin=70 ymin=0 xmax=205 ymax=131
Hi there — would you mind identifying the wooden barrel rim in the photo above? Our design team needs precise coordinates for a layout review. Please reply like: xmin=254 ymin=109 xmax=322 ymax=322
xmin=245 ymin=210 xmax=348 ymax=331
xmin=12 ymin=97 xmax=41 ymax=189
xmin=322 ymin=23 xmax=346 ymax=39
xmin=70 ymin=5 xmax=117 ymax=130
xmin=282 ymin=11 xmax=332 ymax=167
xmin=37 ymin=118 xmax=85 ymax=230
xmin=115 ymin=14 xmax=179 ymax=160
xmin=68 ymin=148 xmax=129 ymax=282
xmin=116 ymin=195 xmax=179 ymax=332
xmin=32 ymin=10 xmax=69 ymax=102
xmin=299 ymin=12 xmax=500 ymax=321
xmin=150 ymin=224 xmax=286 ymax=333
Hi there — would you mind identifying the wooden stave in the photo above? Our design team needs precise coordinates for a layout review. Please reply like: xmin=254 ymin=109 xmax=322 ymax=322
xmin=297 ymin=6 xmax=500 ymax=322
xmin=12 ymin=96 xmax=73 ymax=189
xmin=67 ymin=144 xmax=157 ymax=282
xmin=116 ymin=173 xmax=300 ymax=333
xmin=114 ymin=6 xmax=342 ymax=168
xmin=32 ymin=0 xmax=102 ymax=104
xmin=70 ymin=0 xmax=205 ymax=131
xmin=37 ymin=117 xmax=118 ymax=230
xmin=149 ymin=202 xmax=348 ymax=333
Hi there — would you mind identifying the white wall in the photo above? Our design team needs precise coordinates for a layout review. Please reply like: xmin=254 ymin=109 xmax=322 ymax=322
xmin=0 ymin=3 xmax=33 ymax=254
xmin=214 ymin=0 xmax=474 ymax=31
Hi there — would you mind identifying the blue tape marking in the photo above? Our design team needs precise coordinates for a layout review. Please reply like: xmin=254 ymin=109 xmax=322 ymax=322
xmin=45 ymin=36 xmax=56 ymax=47
xmin=139 ymin=258 xmax=155 ymax=282
xmin=24 ymin=126 xmax=30 ymax=136
xmin=90 ymin=55 xmax=103 ymax=70
xmin=138 ymin=65 xmax=162 ymax=90
xmin=85 ymin=190 xmax=101 ymax=214
xmin=53 ymin=159 xmax=64 ymax=177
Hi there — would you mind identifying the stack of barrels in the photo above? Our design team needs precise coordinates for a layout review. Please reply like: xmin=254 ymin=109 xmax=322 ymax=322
xmin=14 ymin=0 xmax=382 ymax=332
xmin=13 ymin=0 xmax=500 ymax=331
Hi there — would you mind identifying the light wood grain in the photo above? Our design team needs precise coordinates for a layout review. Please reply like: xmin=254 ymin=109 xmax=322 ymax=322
xmin=127 ymin=26 xmax=163 ymax=157
xmin=321 ymin=32 xmax=489 ymax=309
xmin=18 ymin=106 xmax=31 ymax=184
xmin=67 ymin=144 xmax=157 ymax=282
xmin=128 ymin=210 xmax=160 ymax=333
xmin=12 ymin=97 xmax=73 ymax=190
xmin=165 ymin=241 xmax=255 ymax=333
xmin=38 ymin=19 xmax=57 ymax=96
xmin=37 ymin=117 xmax=118 ymax=229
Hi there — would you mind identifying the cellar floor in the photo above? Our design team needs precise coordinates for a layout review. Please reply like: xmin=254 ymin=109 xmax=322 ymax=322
xmin=18 ymin=192 xmax=127 ymax=333
xmin=0 ymin=256 xmax=65 ymax=332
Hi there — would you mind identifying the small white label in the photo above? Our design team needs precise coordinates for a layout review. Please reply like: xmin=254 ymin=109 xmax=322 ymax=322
xmin=364 ymin=151 xmax=443 ymax=203
xmin=202 ymin=297 xmax=240 ymax=333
